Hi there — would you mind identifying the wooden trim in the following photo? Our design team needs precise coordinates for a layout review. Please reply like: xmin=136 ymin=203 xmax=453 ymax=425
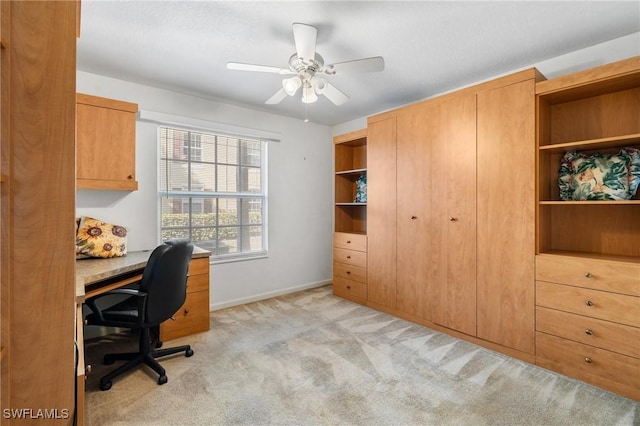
xmin=77 ymin=178 xmax=138 ymax=191
xmin=76 ymin=92 xmax=138 ymax=113
xmin=536 ymin=56 xmax=640 ymax=96
xmin=83 ymin=273 xmax=143 ymax=299
xmin=333 ymin=128 xmax=367 ymax=145
xmin=369 ymin=68 xmax=540 ymax=123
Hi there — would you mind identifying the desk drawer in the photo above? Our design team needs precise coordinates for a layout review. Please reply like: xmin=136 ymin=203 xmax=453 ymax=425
xmin=536 ymin=306 xmax=640 ymax=358
xmin=333 ymin=247 xmax=367 ymax=268
xmin=333 ymin=262 xmax=367 ymax=284
xmin=536 ymin=281 xmax=640 ymax=327
xmin=187 ymin=272 xmax=209 ymax=294
xmin=333 ymin=232 xmax=366 ymax=252
xmin=536 ymin=332 xmax=640 ymax=401
xmin=188 ymin=257 xmax=209 ymax=277
xmin=160 ymin=290 xmax=209 ymax=341
xmin=536 ymin=254 xmax=640 ymax=296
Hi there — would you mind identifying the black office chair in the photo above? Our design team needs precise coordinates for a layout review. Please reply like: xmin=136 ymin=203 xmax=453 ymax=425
xmin=85 ymin=239 xmax=195 ymax=391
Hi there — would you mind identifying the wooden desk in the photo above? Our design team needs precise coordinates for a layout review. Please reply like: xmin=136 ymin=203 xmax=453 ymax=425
xmin=75 ymin=248 xmax=211 ymax=425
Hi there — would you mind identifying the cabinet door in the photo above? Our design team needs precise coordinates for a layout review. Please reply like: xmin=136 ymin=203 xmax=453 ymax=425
xmin=396 ymin=106 xmax=434 ymax=319
xmin=430 ymin=94 xmax=477 ymax=336
xmin=476 ymin=79 xmax=535 ymax=353
xmin=76 ymin=94 xmax=138 ymax=190
xmin=367 ymin=117 xmax=397 ymax=308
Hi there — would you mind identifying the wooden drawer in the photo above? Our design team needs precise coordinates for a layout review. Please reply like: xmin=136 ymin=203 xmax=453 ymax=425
xmin=187 ymin=272 xmax=209 ymax=294
xmin=333 ymin=247 xmax=367 ymax=268
xmin=334 ymin=232 xmax=367 ymax=252
xmin=333 ymin=277 xmax=367 ymax=301
xmin=536 ymin=281 xmax=640 ymax=327
xmin=333 ymin=262 xmax=367 ymax=284
xmin=536 ymin=332 xmax=640 ymax=401
xmin=536 ymin=254 xmax=640 ymax=296
xmin=188 ymin=257 xmax=210 ymax=277
xmin=536 ymin=306 xmax=640 ymax=358
xmin=160 ymin=290 xmax=210 ymax=341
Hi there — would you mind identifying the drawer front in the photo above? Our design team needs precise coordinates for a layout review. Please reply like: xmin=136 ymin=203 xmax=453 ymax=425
xmin=160 ymin=290 xmax=210 ymax=341
xmin=536 ymin=332 xmax=640 ymax=401
xmin=536 ymin=306 xmax=640 ymax=358
xmin=188 ymin=257 xmax=210 ymax=277
xmin=333 ymin=247 xmax=367 ymax=268
xmin=536 ymin=281 xmax=640 ymax=327
xmin=536 ymin=254 xmax=640 ymax=296
xmin=187 ymin=273 xmax=209 ymax=294
xmin=333 ymin=277 xmax=367 ymax=301
xmin=333 ymin=232 xmax=367 ymax=252
xmin=333 ymin=262 xmax=367 ymax=284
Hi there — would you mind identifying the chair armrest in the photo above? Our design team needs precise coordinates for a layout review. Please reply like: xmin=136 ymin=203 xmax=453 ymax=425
xmin=85 ymin=289 xmax=148 ymax=325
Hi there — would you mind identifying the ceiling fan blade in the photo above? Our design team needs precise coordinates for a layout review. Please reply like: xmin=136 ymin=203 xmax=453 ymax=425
xmin=292 ymin=23 xmax=317 ymax=64
xmin=323 ymin=56 xmax=385 ymax=75
xmin=265 ymin=88 xmax=288 ymax=104
xmin=318 ymin=82 xmax=350 ymax=106
xmin=227 ymin=62 xmax=293 ymax=75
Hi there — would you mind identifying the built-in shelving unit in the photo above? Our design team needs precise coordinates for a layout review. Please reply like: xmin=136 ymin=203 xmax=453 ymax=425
xmin=334 ymin=129 xmax=367 ymax=234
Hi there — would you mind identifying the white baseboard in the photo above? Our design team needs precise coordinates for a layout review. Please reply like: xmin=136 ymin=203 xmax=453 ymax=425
xmin=209 ymin=280 xmax=332 ymax=311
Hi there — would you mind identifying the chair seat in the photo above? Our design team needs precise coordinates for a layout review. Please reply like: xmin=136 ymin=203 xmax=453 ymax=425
xmin=85 ymin=297 xmax=140 ymax=325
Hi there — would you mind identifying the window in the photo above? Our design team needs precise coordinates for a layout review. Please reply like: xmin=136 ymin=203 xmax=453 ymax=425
xmin=159 ymin=127 xmax=267 ymax=260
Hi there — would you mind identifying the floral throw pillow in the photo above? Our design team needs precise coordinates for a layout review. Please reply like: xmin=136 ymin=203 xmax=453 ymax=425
xmin=354 ymin=174 xmax=367 ymax=203
xmin=558 ymin=148 xmax=640 ymax=201
xmin=76 ymin=216 xmax=128 ymax=258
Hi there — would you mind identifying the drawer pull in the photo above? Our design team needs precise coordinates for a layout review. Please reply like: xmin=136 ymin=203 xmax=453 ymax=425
xmin=346 ymin=240 xmax=351 ymax=244
xmin=184 ymin=308 xmax=190 ymax=315
xmin=346 ymin=285 xmax=351 ymax=290
xmin=346 ymin=271 xmax=351 ymax=275
xmin=585 ymin=300 xmax=594 ymax=307
xmin=346 ymin=255 xmax=351 ymax=259
xmin=584 ymin=272 xmax=592 ymax=278
xmin=585 ymin=329 xmax=593 ymax=336
xmin=449 ymin=217 xmax=457 ymax=222
xmin=411 ymin=216 xmax=417 ymax=220
xmin=584 ymin=357 xmax=592 ymax=364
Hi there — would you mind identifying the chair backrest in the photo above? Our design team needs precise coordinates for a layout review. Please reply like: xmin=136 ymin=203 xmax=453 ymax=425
xmin=139 ymin=239 xmax=194 ymax=325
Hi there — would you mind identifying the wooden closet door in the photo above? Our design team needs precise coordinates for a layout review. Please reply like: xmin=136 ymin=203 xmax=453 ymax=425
xmin=367 ymin=117 xmax=397 ymax=308
xmin=396 ymin=106 xmax=434 ymax=320
xmin=430 ymin=94 xmax=477 ymax=336
xmin=476 ymin=79 xmax=536 ymax=354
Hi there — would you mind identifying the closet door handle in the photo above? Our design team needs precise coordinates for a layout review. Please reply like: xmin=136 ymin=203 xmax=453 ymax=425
xmin=585 ymin=329 xmax=593 ymax=336
xmin=585 ymin=300 xmax=594 ymax=307
xmin=584 ymin=272 xmax=592 ymax=278
xmin=411 ymin=216 xmax=417 ymax=220
xmin=584 ymin=357 xmax=593 ymax=364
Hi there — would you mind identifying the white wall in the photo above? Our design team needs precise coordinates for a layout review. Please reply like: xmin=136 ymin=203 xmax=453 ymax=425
xmin=334 ymin=32 xmax=640 ymax=131
xmin=77 ymin=72 xmax=334 ymax=310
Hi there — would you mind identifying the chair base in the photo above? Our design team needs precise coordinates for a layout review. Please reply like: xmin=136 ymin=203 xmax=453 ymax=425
xmin=99 ymin=328 xmax=194 ymax=391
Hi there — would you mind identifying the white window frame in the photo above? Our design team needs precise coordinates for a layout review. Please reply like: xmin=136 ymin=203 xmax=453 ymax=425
xmin=158 ymin=125 xmax=268 ymax=262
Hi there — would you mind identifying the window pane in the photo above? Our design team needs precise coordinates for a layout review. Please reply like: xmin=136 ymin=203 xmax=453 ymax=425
xmin=218 ymin=226 xmax=239 ymax=255
xmin=190 ymin=163 xmax=215 ymax=192
xmin=161 ymin=228 xmax=190 ymax=242
xmin=191 ymin=132 xmax=216 ymax=163
xmin=244 ymin=226 xmax=263 ymax=252
xmin=217 ymin=137 xmax=239 ymax=165
xmin=241 ymin=198 xmax=262 ymax=225
xmin=242 ymin=166 xmax=261 ymax=192
xmin=160 ymin=196 xmax=190 ymax=224
xmin=241 ymin=139 xmax=261 ymax=167
xmin=218 ymin=198 xmax=238 ymax=225
xmin=217 ymin=165 xmax=238 ymax=192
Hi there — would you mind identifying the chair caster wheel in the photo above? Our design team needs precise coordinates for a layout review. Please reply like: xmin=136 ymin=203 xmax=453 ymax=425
xmin=103 ymin=355 xmax=115 ymax=365
xmin=155 ymin=341 xmax=163 ymax=348
xmin=100 ymin=380 xmax=112 ymax=391
xmin=158 ymin=375 xmax=168 ymax=385
xmin=186 ymin=349 xmax=194 ymax=357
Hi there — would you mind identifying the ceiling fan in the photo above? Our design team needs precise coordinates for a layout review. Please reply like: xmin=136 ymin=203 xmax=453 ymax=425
xmin=227 ymin=23 xmax=384 ymax=106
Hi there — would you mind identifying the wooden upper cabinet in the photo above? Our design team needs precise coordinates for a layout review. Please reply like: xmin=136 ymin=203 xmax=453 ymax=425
xmin=76 ymin=93 xmax=138 ymax=190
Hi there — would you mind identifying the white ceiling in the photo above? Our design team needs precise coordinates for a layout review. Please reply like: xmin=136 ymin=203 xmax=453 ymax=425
xmin=77 ymin=1 xmax=640 ymax=126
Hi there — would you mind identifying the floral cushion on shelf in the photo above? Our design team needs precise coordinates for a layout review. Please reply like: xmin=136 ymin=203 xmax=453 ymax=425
xmin=354 ymin=173 xmax=367 ymax=203
xmin=76 ymin=216 xmax=128 ymax=258
xmin=558 ymin=148 xmax=640 ymax=201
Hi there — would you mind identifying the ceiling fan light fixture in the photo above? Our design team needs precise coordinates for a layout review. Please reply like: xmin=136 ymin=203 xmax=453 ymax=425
xmin=282 ymin=76 xmax=302 ymax=96
xmin=313 ymin=77 xmax=328 ymax=94
xmin=302 ymin=83 xmax=318 ymax=103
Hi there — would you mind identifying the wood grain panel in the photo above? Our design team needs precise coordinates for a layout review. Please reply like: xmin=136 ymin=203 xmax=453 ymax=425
xmin=536 ymin=253 xmax=640 ymax=296
xmin=333 ymin=247 xmax=367 ymax=268
xmin=430 ymin=93 xmax=477 ymax=336
xmin=332 ymin=277 xmax=367 ymax=301
xmin=536 ymin=332 xmax=640 ymax=401
xmin=396 ymin=104 xmax=434 ymax=320
xmin=333 ymin=232 xmax=366 ymax=252
xmin=3 ymin=1 xmax=77 ymax=420
xmin=160 ymin=289 xmax=210 ymax=341
xmin=333 ymin=262 xmax=367 ymax=284
xmin=536 ymin=281 xmax=640 ymax=327
xmin=476 ymin=79 xmax=536 ymax=354
xmin=366 ymin=117 xmax=397 ymax=308
xmin=536 ymin=306 xmax=640 ymax=358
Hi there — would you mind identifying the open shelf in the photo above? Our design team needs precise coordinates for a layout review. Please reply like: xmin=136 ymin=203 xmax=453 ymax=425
xmin=334 ymin=130 xmax=367 ymax=235
xmin=538 ymin=133 xmax=640 ymax=154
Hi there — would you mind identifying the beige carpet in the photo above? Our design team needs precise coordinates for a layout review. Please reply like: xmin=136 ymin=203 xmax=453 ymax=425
xmin=84 ymin=285 xmax=639 ymax=425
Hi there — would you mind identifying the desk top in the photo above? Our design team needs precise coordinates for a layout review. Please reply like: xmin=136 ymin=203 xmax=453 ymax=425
xmin=76 ymin=246 xmax=210 ymax=301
